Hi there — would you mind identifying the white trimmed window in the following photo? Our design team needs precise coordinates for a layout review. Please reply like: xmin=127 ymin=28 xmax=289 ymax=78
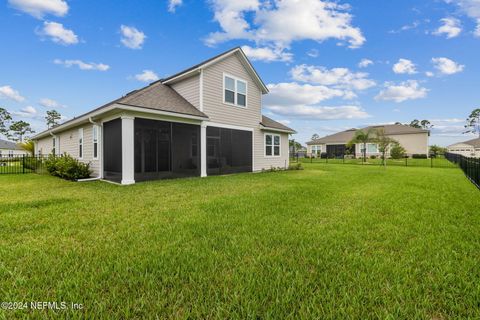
xmin=78 ymin=128 xmax=84 ymax=159
xmin=312 ymin=145 xmax=321 ymax=155
xmin=265 ymin=133 xmax=280 ymax=157
xmin=93 ymin=125 xmax=99 ymax=159
xmin=8 ymin=150 xmax=13 ymax=157
xmin=366 ymin=143 xmax=378 ymax=153
xmin=224 ymin=74 xmax=247 ymax=107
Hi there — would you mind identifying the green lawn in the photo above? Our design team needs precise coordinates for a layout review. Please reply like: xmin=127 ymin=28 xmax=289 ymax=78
xmin=1 ymin=164 xmax=479 ymax=319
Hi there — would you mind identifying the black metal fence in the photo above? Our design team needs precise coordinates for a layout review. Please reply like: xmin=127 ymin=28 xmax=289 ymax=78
xmin=445 ymin=152 xmax=480 ymax=188
xmin=290 ymin=153 xmax=458 ymax=169
xmin=0 ymin=155 xmax=47 ymax=174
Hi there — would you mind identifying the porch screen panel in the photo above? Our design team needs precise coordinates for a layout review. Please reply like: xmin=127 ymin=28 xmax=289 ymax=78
xmin=103 ymin=118 xmax=122 ymax=183
xmin=171 ymin=123 xmax=200 ymax=177
xmin=207 ymin=126 xmax=252 ymax=176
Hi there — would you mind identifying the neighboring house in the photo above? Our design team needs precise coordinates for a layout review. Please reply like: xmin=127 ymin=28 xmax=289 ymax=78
xmin=32 ymin=47 xmax=296 ymax=184
xmin=0 ymin=139 xmax=28 ymax=158
xmin=306 ymin=124 xmax=429 ymax=158
xmin=447 ymin=138 xmax=480 ymax=157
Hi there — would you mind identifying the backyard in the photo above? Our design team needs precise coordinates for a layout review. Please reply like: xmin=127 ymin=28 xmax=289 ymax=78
xmin=1 ymin=164 xmax=479 ymax=319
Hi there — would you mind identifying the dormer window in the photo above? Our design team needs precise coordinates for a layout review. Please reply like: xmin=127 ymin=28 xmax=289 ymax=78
xmin=224 ymin=74 xmax=247 ymax=107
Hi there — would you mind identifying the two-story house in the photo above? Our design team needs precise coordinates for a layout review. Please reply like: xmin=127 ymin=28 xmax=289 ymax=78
xmin=33 ymin=47 xmax=296 ymax=184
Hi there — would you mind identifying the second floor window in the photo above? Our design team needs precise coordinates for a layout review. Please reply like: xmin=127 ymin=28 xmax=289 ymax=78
xmin=224 ymin=75 xmax=247 ymax=107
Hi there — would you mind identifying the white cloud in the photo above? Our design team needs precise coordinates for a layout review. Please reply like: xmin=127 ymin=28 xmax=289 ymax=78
xmin=390 ymin=21 xmax=421 ymax=33
xmin=358 ymin=58 xmax=373 ymax=68
xmin=375 ymin=80 xmax=428 ymax=103
xmin=168 ymin=0 xmax=182 ymax=12
xmin=120 ymin=25 xmax=146 ymax=49
xmin=392 ymin=58 xmax=417 ymax=74
xmin=307 ymin=49 xmax=319 ymax=58
xmin=134 ymin=70 xmax=159 ymax=82
xmin=265 ymin=82 xmax=348 ymax=106
xmin=431 ymin=57 xmax=464 ymax=75
xmin=241 ymin=45 xmax=293 ymax=62
xmin=54 ymin=59 xmax=110 ymax=71
xmin=205 ymin=0 xmax=365 ymax=55
xmin=425 ymin=71 xmax=434 ymax=77
xmin=8 ymin=0 xmax=68 ymax=19
xmin=39 ymin=98 xmax=66 ymax=109
xmin=290 ymin=64 xmax=376 ymax=91
xmin=37 ymin=21 xmax=78 ymax=45
xmin=0 ymin=85 xmax=25 ymax=102
xmin=12 ymin=106 xmax=37 ymax=118
xmin=267 ymin=104 xmax=370 ymax=120
xmin=433 ymin=17 xmax=462 ymax=38
xmin=445 ymin=0 xmax=480 ymax=36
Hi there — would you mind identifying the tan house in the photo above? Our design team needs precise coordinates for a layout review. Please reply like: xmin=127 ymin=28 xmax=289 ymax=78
xmin=447 ymin=138 xmax=480 ymax=157
xmin=306 ymin=124 xmax=429 ymax=158
xmin=33 ymin=47 xmax=295 ymax=184
xmin=0 ymin=139 xmax=28 ymax=158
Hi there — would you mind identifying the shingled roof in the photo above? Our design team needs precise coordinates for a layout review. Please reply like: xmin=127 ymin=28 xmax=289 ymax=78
xmin=0 ymin=139 xmax=21 ymax=150
xmin=307 ymin=124 xmax=429 ymax=145
xmin=117 ymin=82 xmax=207 ymax=118
xmin=450 ymin=137 xmax=480 ymax=148
xmin=260 ymin=115 xmax=296 ymax=133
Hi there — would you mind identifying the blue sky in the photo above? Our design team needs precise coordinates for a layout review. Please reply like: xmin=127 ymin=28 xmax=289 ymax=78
xmin=1 ymin=0 xmax=480 ymax=146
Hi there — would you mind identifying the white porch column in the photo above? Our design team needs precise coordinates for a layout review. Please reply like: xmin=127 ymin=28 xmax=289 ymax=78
xmin=121 ymin=115 xmax=135 ymax=185
xmin=200 ymin=121 xmax=207 ymax=177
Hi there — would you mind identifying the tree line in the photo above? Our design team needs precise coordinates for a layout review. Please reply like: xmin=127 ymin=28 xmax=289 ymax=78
xmin=0 ymin=107 xmax=61 ymax=142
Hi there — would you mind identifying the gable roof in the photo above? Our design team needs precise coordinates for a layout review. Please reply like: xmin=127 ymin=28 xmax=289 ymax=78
xmin=0 ymin=139 xmax=21 ymax=150
xmin=260 ymin=115 xmax=296 ymax=134
xmin=161 ymin=47 xmax=269 ymax=94
xmin=307 ymin=124 xmax=429 ymax=145
xmin=449 ymin=137 xmax=480 ymax=148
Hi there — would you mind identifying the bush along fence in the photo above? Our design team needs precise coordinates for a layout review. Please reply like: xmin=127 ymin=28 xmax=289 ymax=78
xmin=445 ymin=152 xmax=480 ymax=188
xmin=289 ymin=153 xmax=458 ymax=169
xmin=0 ymin=155 xmax=47 ymax=174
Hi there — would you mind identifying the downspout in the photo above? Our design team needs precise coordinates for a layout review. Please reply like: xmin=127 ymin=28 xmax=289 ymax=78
xmin=78 ymin=117 xmax=102 ymax=182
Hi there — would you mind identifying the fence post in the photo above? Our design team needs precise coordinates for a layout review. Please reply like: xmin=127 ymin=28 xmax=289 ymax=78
xmin=405 ymin=157 xmax=408 ymax=167
xmin=22 ymin=155 xmax=25 ymax=174
xmin=431 ymin=157 xmax=433 ymax=168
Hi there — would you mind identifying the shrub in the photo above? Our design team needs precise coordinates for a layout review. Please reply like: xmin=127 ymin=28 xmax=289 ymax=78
xmin=390 ymin=144 xmax=406 ymax=159
xmin=45 ymin=154 xmax=91 ymax=180
xmin=320 ymin=152 xmax=327 ymax=159
xmin=412 ymin=154 xmax=428 ymax=159
xmin=370 ymin=155 xmax=377 ymax=159
xmin=288 ymin=163 xmax=303 ymax=170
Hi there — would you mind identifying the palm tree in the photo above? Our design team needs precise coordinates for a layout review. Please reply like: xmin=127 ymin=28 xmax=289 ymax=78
xmin=18 ymin=140 xmax=35 ymax=156
xmin=348 ymin=128 xmax=375 ymax=163
xmin=375 ymin=129 xmax=398 ymax=167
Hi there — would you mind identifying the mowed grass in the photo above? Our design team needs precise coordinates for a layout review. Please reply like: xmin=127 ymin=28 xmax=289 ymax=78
xmin=1 ymin=164 xmax=480 ymax=319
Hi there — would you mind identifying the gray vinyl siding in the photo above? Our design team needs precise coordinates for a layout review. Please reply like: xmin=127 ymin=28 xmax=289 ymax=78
xmin=202 ymin=54 xmax=262 ymax=127
xmin=170 ymin=74 xmax=200 ymax=109
xmin=36 ymin=123 xmax=101 ymax=176
xmin=169 ymin=53 xmax=289 ymax=172
xmin=253 ymin=130 xmax=289 ymax=171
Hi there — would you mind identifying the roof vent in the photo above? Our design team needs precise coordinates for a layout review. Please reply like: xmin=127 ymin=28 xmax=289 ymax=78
xmin=125 ymin=90 xmax=138 ymax=96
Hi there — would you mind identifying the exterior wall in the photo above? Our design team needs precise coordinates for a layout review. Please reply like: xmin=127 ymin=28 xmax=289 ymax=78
xmin=202 ymin=54 xmax=263 ymax=128
xmin=253 ymin=130 xmax=289 ymax=171
xmin=170 ymin=74 xmax=200 ymax=109
xmin=447 ymin=143 xmax=480 ymax=157
xmin=0 ymin=148 xmax=28 ymax=158
xmin=36 ymin=123 xmax=101 ymax=176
